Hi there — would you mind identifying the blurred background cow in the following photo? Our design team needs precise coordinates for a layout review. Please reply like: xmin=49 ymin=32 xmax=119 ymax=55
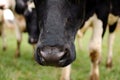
xmin=0 ymin=0 xmax=39 ymax=57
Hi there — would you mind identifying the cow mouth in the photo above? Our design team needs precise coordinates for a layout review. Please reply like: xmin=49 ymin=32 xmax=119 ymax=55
xmin=34 ymin=47 xmax=72 ymax=67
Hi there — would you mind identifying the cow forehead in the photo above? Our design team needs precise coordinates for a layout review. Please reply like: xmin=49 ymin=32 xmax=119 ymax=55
xmin=34 ymin=0 xmax=86 ymax=29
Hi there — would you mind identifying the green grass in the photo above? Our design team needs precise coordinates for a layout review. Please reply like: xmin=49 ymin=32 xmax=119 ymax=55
xmin=0 ymin=29 xmax=120 ymax=80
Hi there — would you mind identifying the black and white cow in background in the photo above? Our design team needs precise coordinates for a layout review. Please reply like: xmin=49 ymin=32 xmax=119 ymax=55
xmin=15 ymin=0 xmax=40 ymax=56
xmin=33 ymin=0 xmax=120 ymax=80
xmin=15 ymin=0 xmax=40 ymax=45
xmin=0 ymin=0 xmax=39 ymax=57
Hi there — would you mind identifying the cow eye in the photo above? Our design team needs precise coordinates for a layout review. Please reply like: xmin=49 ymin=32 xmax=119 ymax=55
xmin=68 ymin=0 xmax=80 ymax=5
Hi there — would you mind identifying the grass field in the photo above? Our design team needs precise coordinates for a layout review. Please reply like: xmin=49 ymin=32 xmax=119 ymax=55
xmin=0 ymin=28 xmax=120 ymax=80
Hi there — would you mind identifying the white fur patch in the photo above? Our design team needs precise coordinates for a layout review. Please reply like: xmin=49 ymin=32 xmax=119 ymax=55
xmin=88 ymin=14 xmax=103 ymax=80
xmin=60 ymin=65 xmax=71 ymax=80
xmin=3 ymin=9 xmax=14 ymax=21
xmin=27 ymin=2 xmax=35 ymax=12
xmin=107 ymin=32 xmax=115 ymax=61
xmin=89 ymin=14 xmax=103 ymax=55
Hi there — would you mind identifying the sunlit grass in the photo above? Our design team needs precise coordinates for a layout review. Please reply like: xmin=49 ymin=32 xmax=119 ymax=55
xmin=0 ymin=28 xmax=120 ymax=80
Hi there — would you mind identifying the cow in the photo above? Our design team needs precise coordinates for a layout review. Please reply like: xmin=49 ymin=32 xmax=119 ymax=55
xmin=0 ymin=0 xmax=22 ymax=53
xmin=0 ymin=0 xmax=39 ymax=57
xmin=33 ymin=0 xmax=109 ymax=80
xmin=15 ymin=0 xmax=40 ymax=52
xmin=30 ymin=0 xmax=120 ymax=80
xmin=15 ymin=0 xmax=40 ymax=43
xmin=15 ymin=0 xmax=40 ymax=56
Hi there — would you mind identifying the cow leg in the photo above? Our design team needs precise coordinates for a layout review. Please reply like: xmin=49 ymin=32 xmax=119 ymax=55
xmin=0 ymin=10 xmax=3 ymax=36
xmin=60 ymin=65 xmax=71 ymax=80
xmin=77 ymin=16 xmax=94 ymax=50
xmin=77 ymin=25 xmax=90 ymax=49
xmin=14 ymin=21 xmax=22 ymax=57
xmin=77 ymin=30 xmax=84 ymax=49
xmin=1 ymin=23 xmax=7 ymax=51
xmin=0 ymin=27 xmax=1 ymax=36
xmin=32 ymin=44 xmax=36 ymax=51
xmin=106 ymin=22 xmax=117 ymax=68
xmin=32 ymin=44 xmax=36 ymax=59
xmin=89 ymin=16 xmax=103 ymax=80
xmin=106 ymin=32 xmax=114 ymax=68
xmin=15 ymin=37 xmax=21 ymax=57
xmin=0 ymin=10 xmax=7 ymax=51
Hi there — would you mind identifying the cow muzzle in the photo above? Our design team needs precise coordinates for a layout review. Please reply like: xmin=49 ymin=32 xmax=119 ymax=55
xmin=35 ymin=46 xmax=72 ymax=67
xmin=28 ymin=37 xmax=38 ymax=44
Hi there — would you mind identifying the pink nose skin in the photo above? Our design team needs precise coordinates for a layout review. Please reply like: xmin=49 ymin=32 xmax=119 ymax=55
xmin=39 ymin=46 xmax=65 ymax=62
xmin=40 ymin=51 xmax=65 ymax=61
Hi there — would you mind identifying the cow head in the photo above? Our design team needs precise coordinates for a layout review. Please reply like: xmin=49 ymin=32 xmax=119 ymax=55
xmin=15 ymin=0 xmax=39 ymax=44
xmin=34 ymin=0 xmax=85 ymax=67
xmin=24 ymin=8 xmax=40 ymax=44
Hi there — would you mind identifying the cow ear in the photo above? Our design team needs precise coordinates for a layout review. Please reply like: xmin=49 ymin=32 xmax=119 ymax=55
xmin=68 ymin=0 xmax=81 ymax=5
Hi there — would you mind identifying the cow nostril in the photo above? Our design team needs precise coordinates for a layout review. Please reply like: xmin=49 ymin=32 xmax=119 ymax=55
xmin=36 ymin=48 xmax=41 ymax=57
xmin=39 ymin=57 xmax=46 ymax=65
xmin=36 ymin=48 xmax=46 ymax=65
xmin=60 ymin=48 xmax=70 ymax=61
